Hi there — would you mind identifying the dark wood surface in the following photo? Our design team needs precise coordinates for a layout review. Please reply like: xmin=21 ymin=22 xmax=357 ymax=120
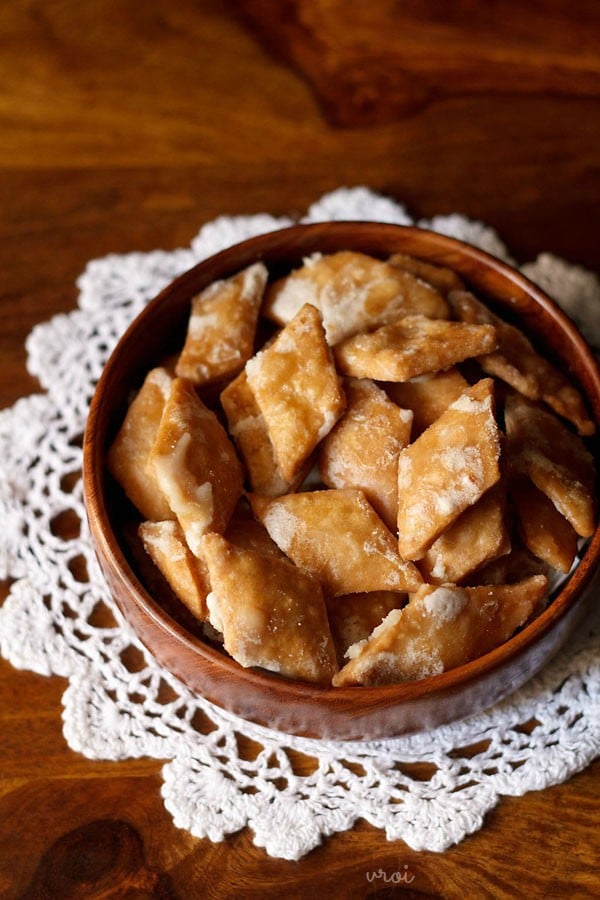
xmin=1 ymin=2 xmax=599 ymax=896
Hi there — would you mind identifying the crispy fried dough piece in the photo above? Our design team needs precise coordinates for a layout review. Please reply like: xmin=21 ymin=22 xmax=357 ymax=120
xmin=139 ymin=519 xmax=210 ymax=620
xmin=385 ymin=368 xmax=468 ymax=438
xmin=120 ymin=519 xmax=210 ymax=641
xmin=388 ymin=252 xmax=465 ymax=296
xmin=448 ymin=290 xmax=595 ymax=436
xmin=149 ymin=377 xmax=243 ymax=556
xmin=333 ymin=315 xmax=497 ymax=382
xmin=504 ymin=393 xmax=596 ymax=538
xmin=263 ymin=251 xmax=450 ymax=345
xmin=397 ymin=379 xmax=502 ymax=560
xmin=201 ymin=533 xmax=338 ymax=684
xmin=332 ymin=576 xmax=548 ymax=686
xmin=318 ymin=378 xmax=413 ymax=531
xmin=175 ymin=262 xmax=267 ymax=386
xmin=245 ymin=303 xmax=346 ymax=482
xmin=509 ymin=475 xmax=578 ymax=573
xmin=419 ymin=483 xmax=511 ymax=585
xmin=470 ymin=544 xmax=555 ymax=586
xmin=220 ymin=370 xmax=298 ymax=497
xmin=250 ymin=488 xmax=423 ymax=596
xmin=326 ymin=591 xmax=406 ymax=663
xmin=224 ymin=507 xmax=288 ymax=560
xmin=107 ymin=367 xmax=174 ymax=521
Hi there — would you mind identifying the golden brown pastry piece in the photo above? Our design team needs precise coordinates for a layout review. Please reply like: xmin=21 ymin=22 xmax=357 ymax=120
xmin=470 ymin=544 xmax=555 ymax=586
xmin=250 ymin=488 xmax=423 ymax=596
xmin=397 ymin=379 xmax=502 ymax=560
xmin=220 ymin=370 xmax=297 ymax=497
xmin=509 ymin=475 xmax=578 ymax=574
xmin=326 ymin=591 xmax=406 ymax=663
xmin=448 ymin=289 xmax=595 ymax=436
xmin=224 ymin=506 xmax=288 ymax=560
xmin=245 ymin=303 xmax=346 ymax=482
xmin=175 ymin=262 xmax=267 ymax=386
xmin=149 ymin=377 xmax=243 ymax=556
xmin=139 ymin=519 xmax=211 ymax=620
xmin=263 ymin=250 xmax=450 ymax=345
xmin=332 ymin=576 xmax=548 ymax=687
xmin=419 ymin=483 xmax=511 ymax=585
xmin=333 ymin=315 xmax=497 ymax=382
xmin=387 ymin=252 xmax=465 ymax=296
xmin=201 ymin=533 xmax=338 ymax=684
xmin=385 ymin=367 xmax=468 ymax=438
xmin=504 ymin=392 xmax=596 ymax=538
xmin=107 ymin=367 xmax=174 ymax=521
xmin=318 ymin=377 xmax=413 ymax=531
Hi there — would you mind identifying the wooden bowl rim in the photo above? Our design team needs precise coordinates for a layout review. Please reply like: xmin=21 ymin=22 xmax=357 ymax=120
xmin=83 ymin=221 xmax=600 ymax=715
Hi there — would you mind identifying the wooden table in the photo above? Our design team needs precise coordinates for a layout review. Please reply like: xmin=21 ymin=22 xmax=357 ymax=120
xmin=1 ymin=2 xmax=599 ymax=897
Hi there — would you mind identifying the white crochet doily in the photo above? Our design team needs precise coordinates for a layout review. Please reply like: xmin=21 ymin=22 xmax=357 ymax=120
xmin=1 ymin=187 xmax=599 ymax=861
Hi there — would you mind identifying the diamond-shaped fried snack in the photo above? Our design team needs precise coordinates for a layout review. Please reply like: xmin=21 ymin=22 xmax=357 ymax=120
xmin=505 ymin=393 xmax=596 ymax=538
xmin=388 ymin=252 xmax=465 ymax=296
xmin=318 ymin=378 xmax=413 ymax=531
xmin=385 ymin=367 xmax=469 ymax=438
xmin=326 ymin=591 xmax=406 ymax=663
xmin=509 ymin=475 xmax=578 ymax=573
xmin=201 ymin=533 xmax=338 ymax=684
xmin=224 ymin=506 xmax=288 ymax=560
xmin=448 ymin=290 xmax=595 ymax=436
xmin=333 ymin=315 xmax=497 ymax=382
xmin=245 ymin=303 xmax=346 ymax=482
xmin=149 ymin=377 xmax=243 ymax=556
xmin=139 ymin=519 xmax=211 ymax=620
xmin=263 ymin=251 xmax=450 ymax=345
xmin=175 ymin=262 xmax=267 ymax=386
xmin=107 ymin=367 xmax=174 ymax=521
xmin=220 ymin=370 xmax=296 ymax=497
xmin=419 ymin=483 xmax=510 ymax=585
xmin=397 ymin=379 xmax=502 ymax=560
xmin=470 ymin=544 xmax=554 ymax=586
xmin=250 ymin=488 xmax=422 ymax=596
xmin=332 ymin=576 xmax=548 ymax=686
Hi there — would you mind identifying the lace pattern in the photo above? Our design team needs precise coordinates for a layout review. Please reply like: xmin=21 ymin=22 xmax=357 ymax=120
xmin=1 ymin=188 xmax=599 ymax=861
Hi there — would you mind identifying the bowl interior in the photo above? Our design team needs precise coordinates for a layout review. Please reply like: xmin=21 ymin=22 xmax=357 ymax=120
xmin=83 ymin=222 xmax=600 ymax=740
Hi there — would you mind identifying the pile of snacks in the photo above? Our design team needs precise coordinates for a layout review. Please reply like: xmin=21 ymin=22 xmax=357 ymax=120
xmin=107 ymin=250 xmax=597 ymax=687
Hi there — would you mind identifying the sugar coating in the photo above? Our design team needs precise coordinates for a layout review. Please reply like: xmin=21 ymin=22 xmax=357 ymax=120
xmin=245 ymin=304 xmax=345 ymax=482
xmin=201 ymin=534 xmax=337 ymax=684
xmin=206 ymin=590 xmax=224 ymax=633
xmin=397 ymin=379 xmax=501 ymax=560
xmin=139 ymin=518 xmax=211 ymax=620
xmin=147 ymin=366 xmax=174 ymax=400
xmin=422 ymin=586 xmax=468 ymax=622
xmin=449 ymin=391 xmax=493 ymax=415
xmin=254 ymin=489 xmax=422 ymax=596
xmin=141 ymin=520 xmax=187 ymax=563
xmin=176 ymin=262 xmax=267 ymax=385
xmin=261 ymin=505 xmax=300 ymax=555
xmin=106 ymin=367 xmax=174 ymax=522
xmin=264 ymin=251 xmax=449 ymax=345
xmin=150 ymin=378 xmax=243 ymax=553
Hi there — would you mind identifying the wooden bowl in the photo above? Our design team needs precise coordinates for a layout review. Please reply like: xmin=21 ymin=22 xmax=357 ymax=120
xmin=83 ymin=222 xmax=600 ymax=741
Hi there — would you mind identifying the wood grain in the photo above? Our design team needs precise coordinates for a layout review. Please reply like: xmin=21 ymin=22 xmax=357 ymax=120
xmin=1 ymin=0 xmax=599 ymax=896
xmin=19 ymin=819 xmax=177 ymax=899
xmin=236 ymin=0 xmax=600 ymax=125
xmin=1 ymin=754 xmax=599 ymax=899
